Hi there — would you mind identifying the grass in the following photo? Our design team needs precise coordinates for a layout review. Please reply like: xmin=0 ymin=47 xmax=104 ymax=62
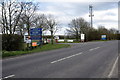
xmin=2 ymin=44 xmax=70 ymax=58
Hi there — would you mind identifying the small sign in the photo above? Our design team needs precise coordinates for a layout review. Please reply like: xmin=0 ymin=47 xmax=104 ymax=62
xmin=32 ymin=42 xmax=37 ymax=46
xmin=101 ymin=35 xmax=106 ymax=40
xmin=81 ymin=34 xmax=85 ymax=40
xmin=26 ymin=39 xmax=31 ymax=43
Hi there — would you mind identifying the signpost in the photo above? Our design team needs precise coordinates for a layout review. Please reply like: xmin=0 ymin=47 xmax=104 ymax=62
xmin=81 ymin=34 xmax=85 ymax=42
xmin=30 ymin=28 xmax=42 ymax=46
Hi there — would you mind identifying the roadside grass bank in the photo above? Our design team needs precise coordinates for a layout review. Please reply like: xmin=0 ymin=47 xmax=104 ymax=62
xmin=2 ymin=44 xmax=70 ymax=58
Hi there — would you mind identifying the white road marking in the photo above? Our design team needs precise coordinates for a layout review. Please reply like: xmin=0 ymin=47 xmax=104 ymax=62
xmin=51 ymin=52 xmax=82 ymax=64
xmin=1 ymin=75 xmax=15 ymax=80
xmin=89 ymin=47 xmax=100 ymax=51
xmin=108 ymin=57 xmax=118 ymax=78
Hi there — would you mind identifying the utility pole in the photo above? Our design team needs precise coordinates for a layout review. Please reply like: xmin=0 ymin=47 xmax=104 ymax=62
xmin=89 ymin=5 xmax=94 ymax=27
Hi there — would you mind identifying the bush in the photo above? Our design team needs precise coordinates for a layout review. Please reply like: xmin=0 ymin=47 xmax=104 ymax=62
xmin=2 ymin=34 xmax=23 ymax=51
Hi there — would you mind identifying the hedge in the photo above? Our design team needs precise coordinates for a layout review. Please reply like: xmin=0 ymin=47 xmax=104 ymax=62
xmin=2 ymin=34 xmax=23 ymax=51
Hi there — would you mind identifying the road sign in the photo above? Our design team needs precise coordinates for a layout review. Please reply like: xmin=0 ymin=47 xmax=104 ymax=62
xmin=30 ymin=35 xmax=42 ymax=40
xmin=30 ymin=28 xmax=42 ymax=36
xmin=101 ymin=35 xmax=106 ymax=40
xmin=81 ymin=34 xmax=85 ymax=40
xmin=32 ymin=42 xmax=37 ymax=46
xmin=30 ymin=28 xmax=42 ymax=40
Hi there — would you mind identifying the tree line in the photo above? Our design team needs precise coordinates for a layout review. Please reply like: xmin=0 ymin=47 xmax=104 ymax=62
xmin=0 ymin=0 xmax=59 ymax=44
xmin=0 ymin=0 xmax=120 ymax=44
xmin=67 ymin=17 xmax=120 ymax=41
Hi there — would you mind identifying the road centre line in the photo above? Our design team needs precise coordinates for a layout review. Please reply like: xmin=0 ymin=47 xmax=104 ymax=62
xmin=108 ymin=56 xmax=118 ymax=78
xmin=51 ymin=52 xmax=83 ymax=64
xmin=51 ymin=47 xmax=100 ymax=64
xmin=1 ymin=75 xmax=15 ymax=80
xmin=89 ymin=47 xmax=100 ymax=51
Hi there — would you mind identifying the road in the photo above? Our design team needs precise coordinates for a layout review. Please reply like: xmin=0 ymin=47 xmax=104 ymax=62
xmin=2 ymin=40 xmax=119 ymax=79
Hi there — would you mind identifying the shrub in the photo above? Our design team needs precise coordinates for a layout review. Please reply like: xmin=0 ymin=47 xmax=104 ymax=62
xmin=2 ymin=34 xmax=23 ymax=51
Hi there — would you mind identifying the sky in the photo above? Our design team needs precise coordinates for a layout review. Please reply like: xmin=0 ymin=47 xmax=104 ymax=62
xmin=0 ymin=0 xmax=119 ymax=35
xmin=33 ymin=1 xmax=118 ymax=35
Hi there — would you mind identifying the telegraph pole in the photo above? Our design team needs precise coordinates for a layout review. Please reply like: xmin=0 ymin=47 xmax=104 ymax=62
xmin=89 ymin=5 xmax=94 ymax=27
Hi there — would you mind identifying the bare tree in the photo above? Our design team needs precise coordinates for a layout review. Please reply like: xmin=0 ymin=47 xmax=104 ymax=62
xmin=19 ymin=2 xmax=37 ymax=36
xmin=67 ymin=17 xmax=90 ymax=41
xmin=109 ymin=28 xmax=118 ymax=34
xmin=0 ymin=0 xmax=24 ymax=34
xmin=46 ymin=15 xmax=58 ymax=44
xmin=33 ymin=14 xmax=48 ymax=31
xmin=98 ymin=26 xmax=109 ymax=34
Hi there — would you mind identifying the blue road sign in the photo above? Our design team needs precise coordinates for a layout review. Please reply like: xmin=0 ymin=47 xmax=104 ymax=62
xmin=30 ymin=28 xmax=42 ymax=40
xmin=30 ymin=28 xmax=42 ymax=36
xmin=30 ymin=36 xmax=42 ymax=40
xmin=101 ymin=35 xmax=106 ymax=40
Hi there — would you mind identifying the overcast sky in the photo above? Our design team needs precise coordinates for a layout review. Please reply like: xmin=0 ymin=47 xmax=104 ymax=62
xmin=1 ymin=0 xmax=119 ymax=35
xmin=34 ymin=1 xmax=118 ymax=35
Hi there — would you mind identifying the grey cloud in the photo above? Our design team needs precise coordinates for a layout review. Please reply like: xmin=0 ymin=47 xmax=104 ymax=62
xmin=38 ymin=2 xmax=117 ymax=15
xmin=37 ymin=2 xmax=118 ymax=29
xmin=94 ymin=20 xmax=117 ymax=24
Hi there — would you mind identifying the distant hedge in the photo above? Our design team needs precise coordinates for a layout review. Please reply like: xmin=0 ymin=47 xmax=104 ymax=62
xmin=2 ymin=34 xmax=23 ymax=51
xmin=117 ymin=34 xmax=120 ymax=40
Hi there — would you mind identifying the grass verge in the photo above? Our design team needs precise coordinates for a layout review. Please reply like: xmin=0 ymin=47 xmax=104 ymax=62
xmin=2 ymin=44 xmax=70 ymax=58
